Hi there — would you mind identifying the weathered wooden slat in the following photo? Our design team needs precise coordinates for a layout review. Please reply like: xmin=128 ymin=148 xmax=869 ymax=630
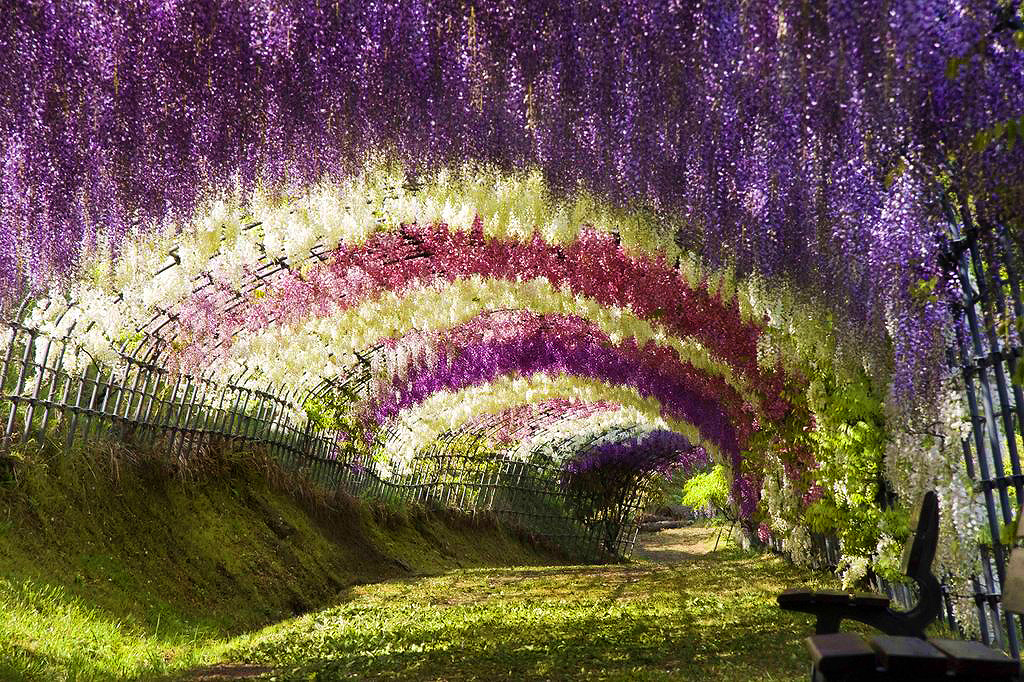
xmin=868 ymin=635 xmax=948 ymax=677
xmin=927 ymin=637 xmax=1020 ymax=678
xmin=806 ymin=633 xmax=877 ymax=677
xmin=777 ymin=588 xmax=817 ymax=608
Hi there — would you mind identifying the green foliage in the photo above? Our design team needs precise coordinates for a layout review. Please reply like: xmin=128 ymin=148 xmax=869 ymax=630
xmin=805 ymin=370 xmax=890 ymax=559
xmin=303 ymin=387 xmax=358 ymax=430
xmin=744 ymin=336 xmax=894 ymax=571
xmin=883 ymin=158 xmax=907 ymax=190
xmin=802 ymin=500 xmax=839 ymax=536
xmin=681 ymin=464 xmax=731 ymax=514
xmin=1012 ymin=354 xmax=1024 ymax=388
xmin=970 ymin=115 xmax=1024 ymax=154
xmin=910 ymin=276 xmax=940 ymax=306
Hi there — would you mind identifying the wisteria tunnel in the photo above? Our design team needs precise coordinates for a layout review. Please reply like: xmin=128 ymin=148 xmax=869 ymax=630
xmin=1 ymin=0 xmax=1023 ymax=670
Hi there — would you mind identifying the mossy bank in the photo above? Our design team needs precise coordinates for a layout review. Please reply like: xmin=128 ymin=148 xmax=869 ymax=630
xmin=0 ymin=436 xmax=566 ymax=681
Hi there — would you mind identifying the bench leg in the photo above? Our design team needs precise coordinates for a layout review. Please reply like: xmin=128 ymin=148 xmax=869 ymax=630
xmin=814 ymin=612 xmax=842 ymax=635
xmin=810 ymin=662 xmax=835 ymax=682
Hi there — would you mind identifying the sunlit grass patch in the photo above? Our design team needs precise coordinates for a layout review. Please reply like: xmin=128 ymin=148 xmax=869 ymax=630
xmin=0 ymin=577 xmax=213 ymax=681
xmin=0 ymin=436 xmax=565 ymax=681
xmin=214 ymin=541 xmax=837 ymax=681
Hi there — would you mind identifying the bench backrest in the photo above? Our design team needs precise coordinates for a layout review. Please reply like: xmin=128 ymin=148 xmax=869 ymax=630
xmin=900 ymin=490 xmax=939 ymax=578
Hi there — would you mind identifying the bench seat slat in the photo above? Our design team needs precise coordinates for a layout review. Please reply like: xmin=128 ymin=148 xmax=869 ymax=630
xmin=869 ymin=635 xmax=948 ymax=677
xmin=806 ymin=633 xmax=877 ymax=676
xmin=777 ymin=588 xmax=815 ymax=608
xmin=927 ymin=638 xmax=1020 ymax=677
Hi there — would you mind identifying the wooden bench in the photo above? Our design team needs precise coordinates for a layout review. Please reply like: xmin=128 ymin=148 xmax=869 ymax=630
xmin=798 ymin=495 xmax=1024 ymax=681
xmin=778 ymin=490 xmax=942 ymax=636
xmin=805 ymin=632 xmax=1020 ymax=681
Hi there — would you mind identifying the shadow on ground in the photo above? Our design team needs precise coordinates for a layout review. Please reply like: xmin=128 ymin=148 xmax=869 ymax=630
xmin=172 ymin=525 xmax=835 ymax=682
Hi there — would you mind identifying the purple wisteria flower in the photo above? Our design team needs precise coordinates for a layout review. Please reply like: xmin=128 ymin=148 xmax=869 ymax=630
xmin=1 ymin=0 xmax=1020 ymax=398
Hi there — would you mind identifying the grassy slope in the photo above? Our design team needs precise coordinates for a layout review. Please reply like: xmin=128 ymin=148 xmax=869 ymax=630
xmin=203 ymin=532 xmax=840 ymax=681
xmin=0 ymin=437 xmax=564 ymax=681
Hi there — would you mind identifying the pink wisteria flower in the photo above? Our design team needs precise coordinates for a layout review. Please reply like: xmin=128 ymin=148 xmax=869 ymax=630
xmin=171 ymin=221 xmax=793 ymax=418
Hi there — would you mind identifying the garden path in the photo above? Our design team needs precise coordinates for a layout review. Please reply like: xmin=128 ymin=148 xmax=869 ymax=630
xmin=632 ymin=523 xmax=742 ymax=563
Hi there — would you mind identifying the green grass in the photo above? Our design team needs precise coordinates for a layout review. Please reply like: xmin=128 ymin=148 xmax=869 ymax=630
xmin=190 ymin=536 xmax=838 ymax=681
xmin=0 ymin=435 xmax=565 ymax=681
xmin=0 ymin=433 xmax=851 ymax=681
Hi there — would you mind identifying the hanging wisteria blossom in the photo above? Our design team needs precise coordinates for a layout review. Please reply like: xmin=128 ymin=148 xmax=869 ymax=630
xmin=2 ymin=0 xmax=1022 ymax=399
xmin=0 ymin=0 xmax=1016 ymax=632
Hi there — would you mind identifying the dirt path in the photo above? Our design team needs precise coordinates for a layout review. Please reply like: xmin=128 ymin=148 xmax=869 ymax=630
xmin=632 ymin=522 xmax=740 ymax=563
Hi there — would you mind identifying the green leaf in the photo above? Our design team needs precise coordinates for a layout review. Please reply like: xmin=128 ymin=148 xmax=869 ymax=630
xmin=972 ymin=129 xmax=991 ymax=154
xmin=883 ymin=159 xmax=907 ymax=189
xmin=945 ymin=56 xmax=961 ymax=81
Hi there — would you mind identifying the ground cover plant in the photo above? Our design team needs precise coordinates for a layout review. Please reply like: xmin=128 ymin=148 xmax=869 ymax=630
xmin=0 ymin=436 xmax=566 ymax=681
xmin=184 ymin=526 xmax=848 ymax=681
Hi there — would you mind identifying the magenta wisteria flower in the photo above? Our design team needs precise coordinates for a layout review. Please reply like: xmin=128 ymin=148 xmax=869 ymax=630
xmin=362 ymin=310 xmax=748 ymax=459
xmin=562 ymin=430 xmax=709 ymax=479
xmin=369 ymin=310 xmax=759 ymax=444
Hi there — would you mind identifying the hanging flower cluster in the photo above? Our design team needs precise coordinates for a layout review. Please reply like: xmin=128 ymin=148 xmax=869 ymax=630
xmin=564 ymin=430 xmax=709 ymax=480
xmin=363 ymin=310 xmax=750 ymax=459
xmin=67 ymin=165 xmax=693 ymax=330
xmin=170 ymin=221 xmax=785 ymax=412
xmin=381 ymin=373 xmax=706 ymax=468
xmin=3 ymin=0 xmax=1022 ymax=400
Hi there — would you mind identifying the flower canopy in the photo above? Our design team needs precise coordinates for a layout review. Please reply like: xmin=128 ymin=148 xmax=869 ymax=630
xmin=1 ymin=0 xmax=1021 ymax=621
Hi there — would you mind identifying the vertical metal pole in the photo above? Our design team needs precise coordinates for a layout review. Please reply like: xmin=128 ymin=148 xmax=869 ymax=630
xmin=23 ymin=330 xmax=52 ymax=439
xmin=947 ymin=199 xmax=1021 ymax=656
xmin=5 ymin=328 xmax=34 ymax=438
xmin=40 ymin=334 xmax=71 ymax=435
xmin=64 ymin=364 xmax=88 ymax=454
xmin=81 ymin=363 xmax=103 ymax=440
xmin=0 ymin=300 xmax=31 ymax=434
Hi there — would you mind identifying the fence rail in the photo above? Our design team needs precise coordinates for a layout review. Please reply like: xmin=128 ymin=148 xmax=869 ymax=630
xmin=0 ymin=305 xmax=645 ymax=561
xmin=945 ymin=212 xmax=1024 ymax=654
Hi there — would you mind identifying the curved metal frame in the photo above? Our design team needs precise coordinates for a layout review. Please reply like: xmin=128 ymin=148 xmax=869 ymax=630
xmin=0 ymin=210 xmax=741 ymax=560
